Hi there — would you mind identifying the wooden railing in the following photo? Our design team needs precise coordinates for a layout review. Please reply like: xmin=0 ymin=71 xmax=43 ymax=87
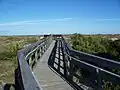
xmin=15 ymin=35 xmax=120 ymax=90
xmin=61 ymin=36 xmax=120 ymax=90
xmin=16 ymin=36 xmax=52 ymax=90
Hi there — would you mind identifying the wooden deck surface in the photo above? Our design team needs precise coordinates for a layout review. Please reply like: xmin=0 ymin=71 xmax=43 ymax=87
xmin=33 ymin=40 xmax=73 ymax=90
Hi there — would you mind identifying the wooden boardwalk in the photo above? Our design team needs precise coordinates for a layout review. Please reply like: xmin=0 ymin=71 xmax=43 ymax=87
xmin=33 ymin=40 xmax=73 ymax=90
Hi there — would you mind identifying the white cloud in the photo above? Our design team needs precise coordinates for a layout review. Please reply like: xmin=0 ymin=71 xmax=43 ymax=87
xmin=0 ymin=21 xmax=38 ymax=26
xmin=63 ymin=18 xmax=73 ymax=20
xmin=0 ymin=18 xmax=73 ymax=26
xmin=95 ymin=18 xmax=120 ymax=21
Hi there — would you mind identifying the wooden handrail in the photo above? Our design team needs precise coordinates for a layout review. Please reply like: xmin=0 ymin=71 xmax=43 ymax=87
xmin=16 ymin=36 xmax=52 ymax=90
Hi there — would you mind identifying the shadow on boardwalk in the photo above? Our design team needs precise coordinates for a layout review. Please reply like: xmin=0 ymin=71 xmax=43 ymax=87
xmin=4 ymin=83 xmax=15 ymax=90
xmin=47 ymin=40 xmax=82 ymax=90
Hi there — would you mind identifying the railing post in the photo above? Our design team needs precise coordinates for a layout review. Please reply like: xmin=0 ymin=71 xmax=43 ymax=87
xmin=96 ymin=69 xmax=102 ymax=90
xmin=64 ymin=52 xmax=68 ymax=78
xmin=44 ymin=41 xmax=47 ymax=51
xmin=39 ymin=46 xmax=42 ymax=57
xmin=43 ymin=42 xmax=45 ymax=52
xmin=28 ymin=56 xmax=32 ymax=67
xmin=41 ymin=46 xmax=43 ymax=55
xmin=69 ymin=58 xmax=74 ymax=81
xmin=35 ymin=51 xmax=38 ymax=62
xmin=15 ymin=68 xmax=24 ymax=90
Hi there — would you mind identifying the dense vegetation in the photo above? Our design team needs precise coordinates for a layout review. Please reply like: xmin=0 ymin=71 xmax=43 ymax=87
xmin=0 ymin=36 xmax=40 ymax=85
xmin=70 ymin=33 xmax=120 ymax=90
xmin=70 ymin=33 xmax=120 ymax=61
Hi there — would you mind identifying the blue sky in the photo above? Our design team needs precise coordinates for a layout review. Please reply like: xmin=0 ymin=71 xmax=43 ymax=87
xmin=0 ymin=0 xmax=120 ymax=35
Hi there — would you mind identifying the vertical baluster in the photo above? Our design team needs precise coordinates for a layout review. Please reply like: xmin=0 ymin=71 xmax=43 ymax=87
xmin=31 ymin=53 xmax=35 ymax=69
xmin=39 ymin=46 xmax=42 ymax=58
xmin=35 ymin=50 xmax=38 ymax=62
xmin=26 ymin=59 xmax=29 ymax=64
xmin=28 ymin=56 xmax=32 ymax=69
xmin=47 ymin=39 xmax=49 ymax=48
xmin=43 ymin=42 xmax=45 ymax=53
xmin=42 ymin=44 xmax=44 ymax=54
xmin=45 ymin=41 xmax=47 ymax=51
xmin=96 ymin=69 xmax=102 ymax=90
xmin=69 ymin=57 xmax=74 ymax=81
xmin=29 ymin=56 xmax=32 ymax=65
xmin=67 ymin=56 xmax=70 ymax=76
xmin=41 ymin=46 xmax=43 ymax=55
xmin=37 ymin=48 xmax=40 ymax=60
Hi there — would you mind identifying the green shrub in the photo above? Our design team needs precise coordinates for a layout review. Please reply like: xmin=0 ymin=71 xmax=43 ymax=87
xmin=5 ymin=41 xmax=25 ymax=53
xmin=70 ymin=33 xmax=120 ymax=90
xmin=0 ymin=36 xmax=39 ymax=84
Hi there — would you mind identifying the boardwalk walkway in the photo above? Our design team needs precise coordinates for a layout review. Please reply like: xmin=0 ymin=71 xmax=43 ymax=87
xmin=33 ymin=40 xmax=73 ymax=90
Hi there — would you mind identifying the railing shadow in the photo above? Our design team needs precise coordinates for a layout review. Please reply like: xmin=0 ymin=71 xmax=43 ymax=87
xmin=48 ymin=40 xmax=65 ymax=76
xmin=48 ymin=40 xmax=83 ymax=90
xmin=4 ymin=83 xmax=15 ymax=90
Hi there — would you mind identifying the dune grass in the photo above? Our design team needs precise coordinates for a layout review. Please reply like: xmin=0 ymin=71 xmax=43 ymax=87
xmin=0 ymin=36 xmax=40 ymax=85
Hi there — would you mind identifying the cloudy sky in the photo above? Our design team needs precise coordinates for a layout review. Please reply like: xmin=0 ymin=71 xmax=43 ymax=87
xmin=0 ymin=0 xmax=120 ymax=35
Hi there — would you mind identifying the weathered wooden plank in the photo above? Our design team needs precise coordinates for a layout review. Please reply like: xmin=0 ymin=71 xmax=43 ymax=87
xmin=33 ymin=40 xmax=74 ymax=90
